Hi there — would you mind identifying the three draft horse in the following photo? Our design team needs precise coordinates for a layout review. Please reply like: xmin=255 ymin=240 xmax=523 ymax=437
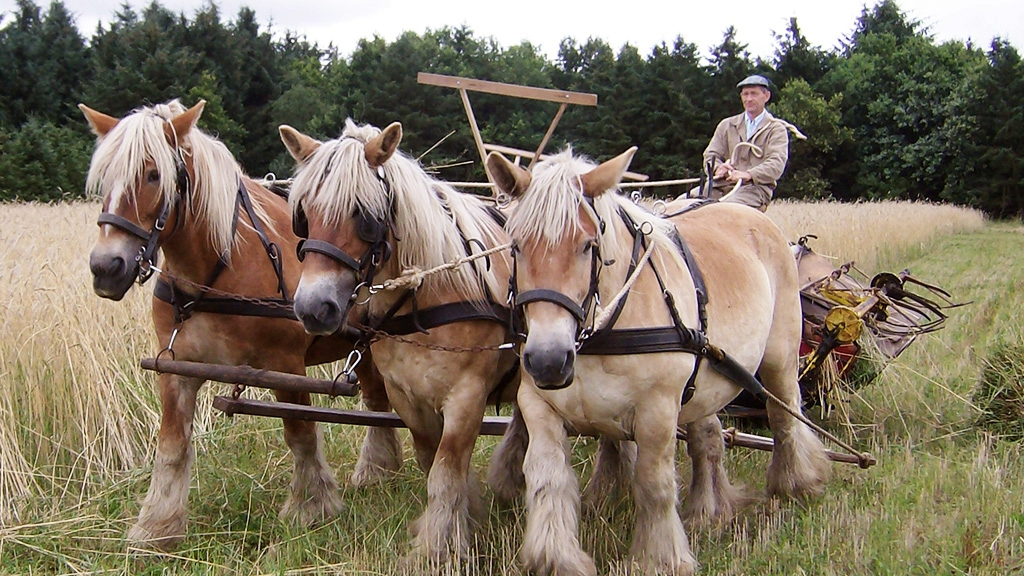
xmin=279 ymin=120 xmax=526 ymax=562
xmin=81 ymin=100 xmax=401 ymax=549
xmin=488 ymin=147 xmax=831 ymax=575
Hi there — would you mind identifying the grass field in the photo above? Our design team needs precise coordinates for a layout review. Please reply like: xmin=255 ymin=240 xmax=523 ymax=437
xmin=2 ymin=199 xmax=1021 ymax=575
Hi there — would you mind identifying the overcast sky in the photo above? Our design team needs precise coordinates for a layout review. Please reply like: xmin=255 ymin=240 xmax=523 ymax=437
xmin=5 ymin=0 xmax=1022 ymax=63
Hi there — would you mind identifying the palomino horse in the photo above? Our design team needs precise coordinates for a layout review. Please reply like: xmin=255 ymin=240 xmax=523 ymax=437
xmin=279 ymin=120 xmax=528 ymax=562
xmin=81 ymin=100 xmax=402 ymax=550
xmin=488 ymin=147 xmax=831 ymax=575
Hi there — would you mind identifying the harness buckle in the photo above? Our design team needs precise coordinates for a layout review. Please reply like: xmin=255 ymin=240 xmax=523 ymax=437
xmin=336 ymin=349 xmax=363 ymax=388
xmin=166 ymin=326 xmax=180 ymax=353
xmin=137 ymin=254 xmax=156 ymax=284
xmin=575 ymin=326 xmax=594 ymax=350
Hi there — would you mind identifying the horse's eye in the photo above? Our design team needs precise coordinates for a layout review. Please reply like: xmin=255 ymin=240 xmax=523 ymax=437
xmin=146 ymin=170 xmax=160 ymax=184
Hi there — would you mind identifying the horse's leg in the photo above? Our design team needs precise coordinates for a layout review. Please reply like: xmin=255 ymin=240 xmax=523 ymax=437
xmin=582 ymin=438 xmax=636 ymax=510
xmin=518 ymin=384 xmax=596 ymax=576
xmin=276 ymin=384 xmax=344 ymax=525
xmin=350 ymin=361 xmax=402 ymax=486
xmin=127 ymin=373 xmax=202 ymax=550
xmin=407 ymin=390 xmax=487 ymax=563
xmin=758 ymin=325 xmax=830 ymax=499
xmin=629 ymin=402 xmax=697 ymax=576
xmin=681 ymin=414 xmax=749 ymax=525
xmin=487 ymin=404 xmax=527 ymax=504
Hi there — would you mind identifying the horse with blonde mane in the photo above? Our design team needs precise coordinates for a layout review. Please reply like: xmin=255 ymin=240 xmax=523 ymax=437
xmin=81 ymin=100 xmax=402 ymax=550
xmin=488 ymin=147 xmax=831 ymax=575
xmin=279 ymin=119 xmax=535 ymax=563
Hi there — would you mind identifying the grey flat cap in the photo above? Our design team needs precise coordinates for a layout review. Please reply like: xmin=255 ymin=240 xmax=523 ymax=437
xmin=737 ymin=74 xmax=771 ymax=89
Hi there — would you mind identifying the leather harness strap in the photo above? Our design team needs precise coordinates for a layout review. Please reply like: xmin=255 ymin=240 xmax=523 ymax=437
xmin=155 ymin=180 xmax=291 ymax=323
xmin=372 ymin=300 xmax=511 ymax=337
xmin=365 ymin=203 xmax=515 ymax=338
xmin=510 ymin=203 xmax=768 ymax=405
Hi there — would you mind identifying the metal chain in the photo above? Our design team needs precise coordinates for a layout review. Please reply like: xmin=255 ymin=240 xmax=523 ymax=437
xmin=151 ymin=267 xmax=295 ymax=311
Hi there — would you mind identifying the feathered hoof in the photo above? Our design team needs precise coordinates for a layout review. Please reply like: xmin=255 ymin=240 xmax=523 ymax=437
xmin=681 ymin=482 xmax=752 ymax=528
xmin=397 ymin=548 xmax=472 ymax=576
xmin=350 ymin=458 xmax=401 ymax=487
xmin=351 ymin=429 xmax=403 ymax=487
xmin=126 ymin=521 xmax=185 ymax=552
xmin=279 ymin=487 xmax=345 ymax=526
xmin=521 ymin=545 xmax=597 ymax=576
xmin=766 ymin=439 xmax=831 ymax=500
xmin=624 ymin=556 xmax=698 ymax=576
xmin=403 ymin=525 xmax=473 ymax=572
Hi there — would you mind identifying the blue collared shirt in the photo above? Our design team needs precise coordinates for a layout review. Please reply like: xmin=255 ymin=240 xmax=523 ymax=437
xmin=745 ymin=110 xmax=767 ymax=139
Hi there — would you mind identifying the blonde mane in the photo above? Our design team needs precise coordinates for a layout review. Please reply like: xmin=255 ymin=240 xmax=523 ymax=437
xmin=506 ymin=148 xmax=681 ymax=267
xmin=289 ymin=119 xmax=507 ymax=301
xmin=84 ymin=99 xmax=268 ymax=259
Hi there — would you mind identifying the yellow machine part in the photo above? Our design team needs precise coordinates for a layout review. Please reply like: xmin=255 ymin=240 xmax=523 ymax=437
xmin=824 ymin=305 xmax=863 ymax=344
xmin=818 ymin=286 xmax=867 ymax=309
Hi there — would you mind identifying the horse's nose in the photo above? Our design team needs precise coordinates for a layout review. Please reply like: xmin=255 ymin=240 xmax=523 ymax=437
xmin=294 ymin=294 xmax=345 ymax=335
xmin=315 ymin=300 xmax=340 ymax=325
xmin=522 ymin=346 xmax=575 ymax=390
xmin=90 ymin=254 xmax=126 ymax=279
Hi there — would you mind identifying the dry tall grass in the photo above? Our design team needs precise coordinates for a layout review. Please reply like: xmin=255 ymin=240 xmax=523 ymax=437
xmin=0 ymin=203 xmax=158 ymax=526
xmin=0 ymin=199 xmax=994 ymax=572
xmin=767 ymin=199 xmax=986 ymax=272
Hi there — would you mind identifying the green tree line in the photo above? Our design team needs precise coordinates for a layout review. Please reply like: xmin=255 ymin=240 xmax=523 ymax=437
xmin=1 ymin=0 xmax=1021 ymax=217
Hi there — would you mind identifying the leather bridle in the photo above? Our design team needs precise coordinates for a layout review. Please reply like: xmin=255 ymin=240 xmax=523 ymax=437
xmin=508 ymin=197 xmax=620 ymax=347
xmin=292 ymin=165 xmax=393 ymax=290
xmin=96 ymin=145 xmax=191 ymax=285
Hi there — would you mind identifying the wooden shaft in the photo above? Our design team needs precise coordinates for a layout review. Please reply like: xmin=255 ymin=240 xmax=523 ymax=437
xmin=213 ymin=396 xmax=512 ymax=436
xmin=140 ymin=357 xmax=360 ymax=397
xmin=530 ymin=102 xmax=567 ymax=169
xmin=417 ymin=72 xmax=597 ymax=105
xmin=679 ymin=427 xmax=875 ymax=467
xmin=459 ymin=88 xmax=489 ymax=181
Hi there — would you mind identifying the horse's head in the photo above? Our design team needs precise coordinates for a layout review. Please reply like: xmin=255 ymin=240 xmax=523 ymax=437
xmin=80 ymin=100 xmax=206 ymax=300
xmin=281 ymin=122 xmax=399 ymax=335
xmin=489 ymin=147 xmax=637 ymax=390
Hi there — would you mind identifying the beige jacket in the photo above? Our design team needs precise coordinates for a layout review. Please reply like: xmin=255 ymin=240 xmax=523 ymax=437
xmin=702 ymin=110 xmax=790 ymax=193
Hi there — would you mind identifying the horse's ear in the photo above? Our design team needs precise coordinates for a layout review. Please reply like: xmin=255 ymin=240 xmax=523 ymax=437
xmin=166 ymin=100 xmax=206 ymax=143
xmin=486 ymin=152 xmax=531 ymax=198
xmin=581 ymin=146 xmax=638 ymax=198
xmin=78 ymin=103 xmax=119 ymax=137
xmin=279 ymin=125 xmax=322 ymax=164
xmin=365 ymin=122 xmax=402 ymax=167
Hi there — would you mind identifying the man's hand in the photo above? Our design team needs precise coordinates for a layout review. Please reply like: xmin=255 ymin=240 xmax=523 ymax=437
xmin=713 ymin=161 xmax=733 ymax=179
xmin=726 ymin=169 xmax=752 ymax=183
